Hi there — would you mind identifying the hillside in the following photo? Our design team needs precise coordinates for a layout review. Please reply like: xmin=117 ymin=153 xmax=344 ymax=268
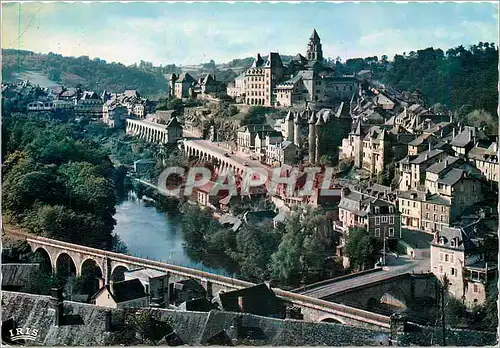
xmin=3 ymin=43 xmax=497 ymax=123
xmin=2 ymin=49 xmax=169 ymax=98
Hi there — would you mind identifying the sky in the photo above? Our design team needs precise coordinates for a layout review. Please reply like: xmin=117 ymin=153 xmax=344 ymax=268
xmin=2 ymin=2 xmax=498 ymax=66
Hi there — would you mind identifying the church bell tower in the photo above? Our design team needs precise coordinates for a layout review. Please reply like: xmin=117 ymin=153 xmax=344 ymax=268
xmin=307 ymin=29 xmax=323 ymax=62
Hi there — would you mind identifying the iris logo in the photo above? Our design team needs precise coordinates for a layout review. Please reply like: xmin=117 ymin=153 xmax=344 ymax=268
xmin=2 ymin=322 xmax=39 ymax=346
xmin=8 ymin=328 xmax=39 ymax=342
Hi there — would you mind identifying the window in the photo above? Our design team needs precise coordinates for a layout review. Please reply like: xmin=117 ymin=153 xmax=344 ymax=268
xmin=434 ymin=214 xmax=437 ymax=221
xmin=413 ymin=202 xmax=416 ymax=208
xmin=439 ymin=253 xmax=443 ymax=261
xmin=375 ymin=228 xmax=381 ymax=237
xmin=388 ymin=227 xmax=395 ymax=237
xmin=450 ymin=255 xmax=454 ymax=263
xmin=375 ymin=207 xmax=380 ymax=214
xmin=439 ymin=265 xmax=443 ymax=273
xmin=382 ymin=216 xmax=388 ymax=223
xmin=472 ymin=184 xmax=476 ymax=192
xmin=425 ymin=213 xmax=429 ymax=219
xmin=389 ymin=206 xmax=394 ymax=213
xmin=389 ymin=216 xmax=394 ymax=224
xmin=445 ymin=254 xmax=449 ymax=262
xmin=451 ymin=267 xmax=455 ymax=276
xmin=473 ymin=284 xmax=479 ymax=293
xmin=375 ymin=216 xmax=380 ymax=225
xmin=450 ymin=239 xmax=455 ymax=247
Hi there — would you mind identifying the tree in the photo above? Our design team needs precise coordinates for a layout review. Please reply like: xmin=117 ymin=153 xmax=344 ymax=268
xmin=344 ymin=227 xmax=376 ymax=271
xmin=241 ymin=106 xmax=268 ymax=125
xmin=231 ymin=222 xmax=280 ymax=282
xmin=270 ymin=207 xmax=331 ymax=286
xmin=181 ymin=204 xmax=219 ymax=251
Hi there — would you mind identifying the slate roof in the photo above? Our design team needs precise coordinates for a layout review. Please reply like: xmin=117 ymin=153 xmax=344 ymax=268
xmin=112 ymin=278 xmax=147 ymax=303
xmin=176 ymin=73 xmax=196 ymax=84
xmin=310 ymin=29 xmax=320 ymax=41
xmin=438 ymin=168 xmax=468 ymax=186
xmin=450 ymin=126 xmax=489 ymax=147
xmin=264 ymin=52 xmax=284 ymax=68
xmin=438 ymin=219 xmax=496 ymax=251
xmin=217 ymin=283 xmax=284 ymax=316
xmin=426 ymin=157 xmax=461 ymax=174
xmin=177 ymin=297 xmax=214 ymax=312
xmin=408 ymin=133 xmax=437 ymax=146
xmin=409 ymin=149 xmax=444 ymax=165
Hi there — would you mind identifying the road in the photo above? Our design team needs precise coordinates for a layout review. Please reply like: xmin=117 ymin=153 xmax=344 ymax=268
xmin=183 ymin=139 xmax=272 ymax=175
xmin=299 ymin=254 xmax=430 ymax=299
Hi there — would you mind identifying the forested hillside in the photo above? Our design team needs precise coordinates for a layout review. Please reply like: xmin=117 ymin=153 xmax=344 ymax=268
xmin=381 ymin=43 xmax=498 ymax=118
xmin=3 ymin=43 xmax=497 ymax=122
xmin=2 ymin=49 xmax=172 ymax=97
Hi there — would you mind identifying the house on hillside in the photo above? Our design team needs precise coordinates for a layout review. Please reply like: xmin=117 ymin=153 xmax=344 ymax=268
xmin=91 ymin=278 xmax=148 ymax=308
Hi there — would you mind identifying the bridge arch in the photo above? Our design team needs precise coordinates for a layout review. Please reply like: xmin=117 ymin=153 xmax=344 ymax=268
xmin=33 ymin=247 xmax=53 ymax=273
xmin=317 ymin=315 xmax=345 ymax=325
xmin=80 ymin=258 xmax=104 ymax=294
xmin=111 ymin=264 xmax=130 ymax=282
xmin=55 ymin=252 xmax=77 ymax=279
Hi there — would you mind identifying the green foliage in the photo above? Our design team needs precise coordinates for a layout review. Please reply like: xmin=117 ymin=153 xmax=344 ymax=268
xmin=2 ymin=49 xmax=169 ymax=98
xmin=269 ymin=207 xmax=331 ymax=286
xmin=23 ymin=271 xmax=60 ymax=295
xmin=181 ymin=203 xmax=220 ymax=251
xmin=344 ymin=227 xmax=376 ymax=271
xmin=231 ymin=222 xmax=280 ymax=283
xmin=2 ymin=115 xmax=117 ymax=249
xmin=381 ymin=43 xmax=498 ymax=119
xmin=241 ymin=106 xmax=269 ymax=125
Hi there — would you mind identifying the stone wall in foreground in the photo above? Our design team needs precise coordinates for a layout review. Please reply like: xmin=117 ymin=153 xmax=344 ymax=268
xmin=2 ymin=291 xmax=496 ymax=346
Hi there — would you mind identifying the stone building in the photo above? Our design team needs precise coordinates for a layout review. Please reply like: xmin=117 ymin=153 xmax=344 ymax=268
xmin=398 ymin=148 xmax=447 ymax=191
xmin=467 ymin=141 xmax=499 ymax=183
xmin=244 ymin=53 xmax=285 ymax=106
xmin=237 ymin=124 xmax=274 ymax=153
xmin=338 ymin=188 xmax=401 ymax=241
xmin=75 ymin=91 xmax=103 ymax=118
xmin=450 ymin=126 xmax=490 ymax=156
xmin=360 ymin=125 xmax=415 ymax=176
xmin=193 ymin=74 xmax=227 ymax=99
xmin=266 ymin=140 xmax=300 ymax=166
xmin=169 ymin=73 xmax=197 ymax=99
xmin=430 ymin=219 xmax=497 ymax=307
xmin=91 ymin=278 xmax=149 ymax=309
xmin=238 ymin=29 xmax=359 ymax=108
xmin=226 ymin=72 xmax=246 ymax=100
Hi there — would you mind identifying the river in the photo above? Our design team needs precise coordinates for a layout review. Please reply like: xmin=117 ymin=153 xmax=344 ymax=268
xmin=112 ymin=195 xmax=231 ymax=276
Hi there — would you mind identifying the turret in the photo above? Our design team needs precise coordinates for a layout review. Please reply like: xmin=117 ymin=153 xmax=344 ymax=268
xmin=315 ymin=115 xmax=325 ymax=163
xmin=293 ymin=113 xmax=301 ymax=146
xmin=285 ymin=110 xmax=294 ymax=141
xmin=308 ymin=112 xmax=317 ymax=164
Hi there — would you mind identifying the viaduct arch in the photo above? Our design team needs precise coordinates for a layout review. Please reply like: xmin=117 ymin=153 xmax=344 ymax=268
xmin=7 ymin=228 xmax=391 ymax=330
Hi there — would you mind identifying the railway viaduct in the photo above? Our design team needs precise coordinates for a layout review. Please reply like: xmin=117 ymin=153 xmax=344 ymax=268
xmin=5 ymin=228 xmax=392 ymax=331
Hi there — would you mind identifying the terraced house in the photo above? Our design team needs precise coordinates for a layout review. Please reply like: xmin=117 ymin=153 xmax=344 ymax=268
xmin=338 ymin=188 xmax=401 ymax=240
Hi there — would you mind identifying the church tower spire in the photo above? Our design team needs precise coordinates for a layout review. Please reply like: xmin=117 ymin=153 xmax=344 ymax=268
xmin=307 ymin=29 xmax=323 ymax=62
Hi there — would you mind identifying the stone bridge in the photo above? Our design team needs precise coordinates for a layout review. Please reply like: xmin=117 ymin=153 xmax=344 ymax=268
xmin=126 ymin=119 xmax=175 ymax=144
xmin=5 ymin=228 xmax=392 ymax=330
xmin=323 ymin=273 xmax=438 ymax=312
xmin=182 ymin=139 xmax=271 ymax=178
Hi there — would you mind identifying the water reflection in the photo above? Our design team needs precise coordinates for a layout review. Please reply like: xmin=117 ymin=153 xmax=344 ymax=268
xmin=113 ymin=196 xmax=232 ymax=276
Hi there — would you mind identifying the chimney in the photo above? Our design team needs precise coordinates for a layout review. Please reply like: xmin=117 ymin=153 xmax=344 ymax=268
xmin=51 ymin=288 xmax=64 ymax=327
xmin=104 ymin=310 xmax=112 ymax=332
xmin=238 ymin=296 xmax=244 ymax=312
